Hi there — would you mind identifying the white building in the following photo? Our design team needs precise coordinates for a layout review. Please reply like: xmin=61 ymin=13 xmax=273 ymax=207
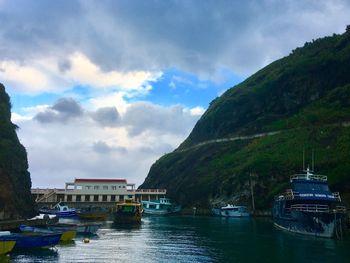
xmin=32 ymin=178 xmax=166 ymax=208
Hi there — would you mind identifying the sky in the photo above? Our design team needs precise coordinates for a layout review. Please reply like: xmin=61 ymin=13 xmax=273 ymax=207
xmin=0 ymin=0 xmax=349 ymax=188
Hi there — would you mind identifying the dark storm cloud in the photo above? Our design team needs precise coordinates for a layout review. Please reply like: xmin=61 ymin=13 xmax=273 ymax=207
xmin=34 ymin=97 xmax=83 ymax=123
xmin=0 ymin=0 xmax=349 ymax=76
xmin=91 ymin=107 xmax=120 ymax=127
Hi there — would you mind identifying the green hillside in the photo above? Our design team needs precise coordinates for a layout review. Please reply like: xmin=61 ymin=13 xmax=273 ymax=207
xmin=0 ymin=83 xmax=35 ymax=219
xmin=140 ymin=26 xmax=350 ymax=211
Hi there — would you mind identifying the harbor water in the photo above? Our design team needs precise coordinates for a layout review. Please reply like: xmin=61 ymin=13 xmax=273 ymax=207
xmin=3 ymin=216 xmax=350 ymax=263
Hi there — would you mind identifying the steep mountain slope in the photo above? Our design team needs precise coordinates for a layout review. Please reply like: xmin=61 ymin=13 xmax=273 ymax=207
xmin=140 ymin=27 xmax=350 ymax=211
xmin=0 ymin=83 xmax=35 ymax=219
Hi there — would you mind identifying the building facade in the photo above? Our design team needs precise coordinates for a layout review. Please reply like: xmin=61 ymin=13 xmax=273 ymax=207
xmin=32 ymin=178 xmax=166 ymax=208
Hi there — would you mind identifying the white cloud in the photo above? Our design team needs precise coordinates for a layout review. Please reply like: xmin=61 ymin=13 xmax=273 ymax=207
xmin=189 ymin=106 xmax=205 ymax=116
xmin=0 ymin=52 xmax=162 ymax=95
xmin=64 ymin=52 xmax=162 ymax=89
xmin=0 ymin=60 xmax=55 ymax=93
xmin=15 ymin=98 xmax=202 ymax=188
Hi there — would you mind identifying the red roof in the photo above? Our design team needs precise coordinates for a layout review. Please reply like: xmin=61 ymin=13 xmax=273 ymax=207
xmin=75 ymin=179 xmax=127 ymax=183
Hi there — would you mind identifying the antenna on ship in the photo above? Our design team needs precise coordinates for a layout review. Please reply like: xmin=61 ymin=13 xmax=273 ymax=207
xmin=312 ymin=149 xmax=315 ymax=172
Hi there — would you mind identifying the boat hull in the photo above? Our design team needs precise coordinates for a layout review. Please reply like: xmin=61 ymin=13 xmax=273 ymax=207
xmin=273 ymin=211 xmax=344 ymax=238
xmin=2 ymin=233 xmax=61 ymax=249
xmin=212 ymin=207 xmax=250 ymax=217
xmin=19 ymin=225 xmax=76 ymax=242
xmin=48 ymin=223 xmax=101 ymax=235
xmin=113 ymin=213 xmax=141 ymax=224
xmin=143 ymin=207 xmax=180 ymax=215
xmin=77 ymin=212 xmax=108 ymax=220
xmin=39 ymin=210 xmax=77 ymax=217
xmin=0 ymin=240 xmax=16 ymax=255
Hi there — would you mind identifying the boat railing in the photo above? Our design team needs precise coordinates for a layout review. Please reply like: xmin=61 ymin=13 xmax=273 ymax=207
xmin=334 ymin=206 xmax=347 ymax=213
xmin=291 ymin=204 xmax=330 ymax=213
xmin=290 ymin=174 xmax=328 ymax=181
xmin=283 ymin=189 xmax=299 ymax=200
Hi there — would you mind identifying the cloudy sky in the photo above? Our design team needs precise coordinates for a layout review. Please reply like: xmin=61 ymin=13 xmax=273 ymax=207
xmin=1 ymin=0 xmax=349 ymax=188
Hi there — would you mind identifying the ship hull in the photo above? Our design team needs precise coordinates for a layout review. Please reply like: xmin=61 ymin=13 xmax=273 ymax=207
xmin=273 ymin=211 xmax=344 ymax=238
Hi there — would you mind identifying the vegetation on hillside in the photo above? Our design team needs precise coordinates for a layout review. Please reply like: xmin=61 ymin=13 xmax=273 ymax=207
xmin=140 ymin=27 xmax=350 ymax=211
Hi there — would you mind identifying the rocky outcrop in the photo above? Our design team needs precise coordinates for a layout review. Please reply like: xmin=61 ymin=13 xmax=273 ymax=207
xmin=0 ymin=83 xmax=35 ymax=219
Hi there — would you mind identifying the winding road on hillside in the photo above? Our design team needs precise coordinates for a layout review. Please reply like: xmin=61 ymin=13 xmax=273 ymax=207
xmin=175 ymin=122 xmax=350 ymax=153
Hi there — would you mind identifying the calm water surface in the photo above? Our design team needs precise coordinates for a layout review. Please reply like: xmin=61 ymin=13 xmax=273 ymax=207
xmin=3 ymin=216 xmax=350 ymax=263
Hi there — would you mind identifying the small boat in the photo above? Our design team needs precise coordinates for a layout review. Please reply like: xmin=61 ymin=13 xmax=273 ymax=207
xmin=141 ymin=198 xmax=181 ymax=215
xmin=0 ymin=232 xmax=16 ymax=255
xmin=77 ymin=206 xmax=108 ymax=220
xmin=212 ymin=205 xmax=250 ymax=217
xmin=272 ymin=167 xmax=347 ymax=238
xmin=19 ymin=225 xmax=76 ymax=242
xmin=47 ymin=222 xmax=101 ymax=235
xmin=39 ymin=202 xmax=77 ymax=217
xmin=113 ymin=199 xmax=142 ymax=224
xmin=0 ymin=230 xmax=61 ymax=249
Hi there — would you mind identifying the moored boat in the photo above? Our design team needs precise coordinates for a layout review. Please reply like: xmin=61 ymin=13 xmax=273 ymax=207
xmin=39 ymin=202 xmax=76 ymax=217
xmin=113 ymin=200 xmax=142 ymax=224
xmin=47 ymin=222 xmax=101 ymax=235
xmin=20 ymin=225 xmax=76 ymax=242
xmin=0 ymin=230 xmax=61 ymax=249
xmin=141 ymin=198 xmax=181 ymax=215
xmin=212 ymin=205 xmax=250 ymax=217
xmin=0 ymin=232 xmax=16 ymax=255
xmin=77 ymin=206 xmax=108 ymax=220
xmin=272 ymin=167 xmax=347 ymax=238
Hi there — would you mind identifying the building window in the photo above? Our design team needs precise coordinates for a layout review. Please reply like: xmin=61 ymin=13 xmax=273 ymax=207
xmin=76 ymin=185 xmax=83 ymax=190
xmin=111 ymin=195 xmax=116 ymax=202
xmin=67 ymin=195 xmax=72 ymax=202
xmin=102 ymin=195 xmax=107 ymax=202
xmin=119 ymin=195 xmax=124 ymax=202
xmin=123 ymin=186 xmax=126 ymax=188
xmin=85 ymin=186 xmax=91 ymax=190
xmin=119 ymin=186 xmax=121 ymax=188
xmin=94 ymin=195 xmax=99 ymax=201
xmin=76 ymin=195 xmax=81 ymax=202
xmin=85 ymin=195 xmax=90 ymax=202
xmin=94 ymin=186 xmax=99 ymax=190
xmin=103 ymin=185 xmax=108 ymax=190
xmin=112 ymin=186 xmax=117 ymax=190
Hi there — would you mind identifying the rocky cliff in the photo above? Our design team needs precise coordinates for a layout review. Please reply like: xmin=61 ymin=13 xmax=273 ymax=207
xmin=0 ymin=83 xmax=35 ymax=219
xmin=140 ymin=27 xmax=350 ymax=211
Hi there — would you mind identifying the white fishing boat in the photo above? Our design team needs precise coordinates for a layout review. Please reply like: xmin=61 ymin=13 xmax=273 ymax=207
xmin=212 ymin=204 xmax=250 ymax=217
xmin=141 ymin=198 xmax=181 ymax=215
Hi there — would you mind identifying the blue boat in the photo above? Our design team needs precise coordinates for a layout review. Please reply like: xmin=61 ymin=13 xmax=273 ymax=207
xmin=141 ymin=198 xmax=181 ymax=215
xmin=39 ymin=202 xmax=76 ymax=217
xmin=272 ymin=167 xmax=346 ymax=238
xmin=0 ymin=230 xmax=61 ymax=249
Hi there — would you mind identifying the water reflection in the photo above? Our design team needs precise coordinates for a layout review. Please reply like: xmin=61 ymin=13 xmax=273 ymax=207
xmin=5 ymin=216 xmax=350 ymax=263
xmin=11 ymin=247 xmax=58 ymax=263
